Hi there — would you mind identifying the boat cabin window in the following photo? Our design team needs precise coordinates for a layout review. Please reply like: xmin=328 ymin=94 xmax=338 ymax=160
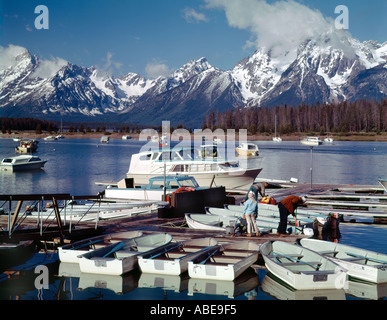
xmin=248 ymin=145 xmax=256 ymax=150
xmin=139 ymin=153 xmax=152 ymax=161
xmin=178 ymin=178 xmax=199 ymax=188
xmin=2 ymin=159 xmax=12 ymax=163
xmin=150 ymin=180 xmax=164 ymax=189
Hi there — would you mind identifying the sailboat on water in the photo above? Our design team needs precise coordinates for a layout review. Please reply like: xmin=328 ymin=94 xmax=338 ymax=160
xmin=272 ymin=115 xmax=282 ymax=143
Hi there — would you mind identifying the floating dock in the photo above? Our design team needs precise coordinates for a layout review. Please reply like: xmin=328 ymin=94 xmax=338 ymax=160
xmin=0 ymin=182 xmax=385 ymax=248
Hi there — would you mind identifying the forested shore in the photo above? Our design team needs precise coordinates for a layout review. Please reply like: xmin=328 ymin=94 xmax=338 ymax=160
xmin=202 ymin=99 xmax=387 ymax=135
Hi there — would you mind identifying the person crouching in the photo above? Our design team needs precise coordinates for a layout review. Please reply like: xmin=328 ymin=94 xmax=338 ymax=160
xmin=243 ymin=191 xmax=259 ymax=237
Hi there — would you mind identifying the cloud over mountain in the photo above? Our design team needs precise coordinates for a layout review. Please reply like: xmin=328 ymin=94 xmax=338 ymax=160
xmin=205 ymin=0 xmax=334 ymax=58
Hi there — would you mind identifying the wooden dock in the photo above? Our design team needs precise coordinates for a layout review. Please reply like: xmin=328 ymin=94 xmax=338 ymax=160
xmin=0 ymin=182 xmax=385 ymax=246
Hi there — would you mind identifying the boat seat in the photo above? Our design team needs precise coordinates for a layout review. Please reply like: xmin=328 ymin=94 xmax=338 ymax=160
xmin=320 ymin=250 xmax=338 ymax=256
xmin=341 ymin=257 xmax=366 ymax=262
xmin=223 ymin=249 xmax=257 ymax=256
xmin=183 ymin=245 xmax=207 ymax=252
xmin=212 ymin=256 xmax=243 ymax=264
xmin=271 ymin=253 xmax=303 ymax=260
xmin=281 ymin=261 xmax=322 ymax=268
xmin=114 ymin=250 xmax=138 ymax=259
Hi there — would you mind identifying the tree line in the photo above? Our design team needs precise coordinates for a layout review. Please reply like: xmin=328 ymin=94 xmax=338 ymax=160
xmin=0 ymin=117 xmax=58 ymax=134
xmin=202 ymin=98 xmax=387 ymax=135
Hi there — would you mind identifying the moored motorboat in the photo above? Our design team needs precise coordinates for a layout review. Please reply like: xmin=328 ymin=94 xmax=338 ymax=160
xmin=260 ymin=240 xmax=347 ymax=290
xmin=188 ymin=241 xmax=260 ymax=281
xmin=103 ymin=175 xmax=203 ymax=201
xmin=15 ymin=139 xmax=39 ymax=153
xmin=58 ymin=230 xmax=143 ymax=264
xmin=138 ymin=237 xmax=218 ymax=276
xmin=125 ymin=146 xmax=262 ymax=191
xmin=300 ymin=137 xmax=323 ymax=146
xmin=235 ymin=143 xmax=259 ymax=157
xmin=299 ymin=238 xmax=387 ymax=284
xmin=78 ymin=233 xmax=173 ymax=275
xmin=100 ymin=136 xmax=109 ymax=143
xmin=0 ymin=155 xmax=47 ymax=172
xmin=44 ymin=135 xmax=57 ymax=141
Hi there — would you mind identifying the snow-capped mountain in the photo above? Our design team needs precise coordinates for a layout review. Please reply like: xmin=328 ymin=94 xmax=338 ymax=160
xmin=1 ymin=30 xmax=387 ymax=126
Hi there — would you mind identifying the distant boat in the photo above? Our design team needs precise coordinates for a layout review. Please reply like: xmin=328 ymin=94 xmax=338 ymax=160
xmin=15 ymin=139 xmax=39 ymax=154
xmin=44 ymin=136 xmax=58 ymax=141
xmin=260 ymin=240 xmax=347 ymax=290
xmin=324 ymin=137 xmax=334 ymax=143
xmin=100 ymin=136 xmax=109 ymax=143
xmin=56 ymin=134 xmax=65 ymax=139
xmin=300 ymin=137 xmax=323 ymax=146
xmin=273 ymin=115 xmax=282 ymax=143
xmin=1 ymin=155 xmax=47 ymax=172
xmin=12 ymin=137 xmax=21 ymax=142
xmin=235 ymin=142 xmax=259 ymax=157
xmin=122 ymin=135 xmax=132 ymax=140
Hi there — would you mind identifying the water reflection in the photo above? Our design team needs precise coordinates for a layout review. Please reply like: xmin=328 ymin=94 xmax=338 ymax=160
xmin=261 ymin=272 xmax=346 ymax=300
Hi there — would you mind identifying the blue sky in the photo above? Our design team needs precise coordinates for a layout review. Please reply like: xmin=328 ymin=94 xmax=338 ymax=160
xmin=1 ymin=0 xmax=386 ymax=78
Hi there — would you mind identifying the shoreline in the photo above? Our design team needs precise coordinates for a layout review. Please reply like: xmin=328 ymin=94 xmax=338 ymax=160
xmin=2 ymin=131 xmax=387 ymax=142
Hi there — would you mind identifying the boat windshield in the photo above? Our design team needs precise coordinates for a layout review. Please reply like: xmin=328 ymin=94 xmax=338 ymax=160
xmin=178 ymin=178 xmax=199 ymax=188
xmin=2 ymin=159 xmax=13 ymax=163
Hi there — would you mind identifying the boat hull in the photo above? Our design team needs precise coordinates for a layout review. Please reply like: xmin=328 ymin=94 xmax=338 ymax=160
xmin=138 ymin=238 xmax=218 ymax=276
xmin=188 ymin=241 xmax=260 ymax=281
xmin=78 ymin=233 xmax=173 ymax=275
xmin=58 ymin=231 xmax=143 ymax=264
xmin=1 ymin=161 xmax=46 ymax=172
xmin=299 ymin=238 xmax=387 ymax=284
xmin=127 ymin=168 xmax=262 ymax=191
xmin=235 ymin=149 xmax=259 ymax=157
xmin=104 ymin=188 xmax=164 ymax=201
xmin=260 ymin=241 xmax=347 ymax=290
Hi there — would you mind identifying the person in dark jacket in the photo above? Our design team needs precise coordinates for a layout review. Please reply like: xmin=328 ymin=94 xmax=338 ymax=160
xmin=277 ymin=195 xmax=305 ymax=237
xmin=242 ymin=182 xmax=268 ymax=203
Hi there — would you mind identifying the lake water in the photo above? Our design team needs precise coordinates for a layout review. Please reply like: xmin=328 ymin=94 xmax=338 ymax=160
xmin=1 ymin=137 xmax=387 ymax=301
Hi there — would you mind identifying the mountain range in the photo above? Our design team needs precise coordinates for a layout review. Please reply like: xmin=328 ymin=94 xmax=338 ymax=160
xmin=1 ymin=30 xmax=387 ymax=127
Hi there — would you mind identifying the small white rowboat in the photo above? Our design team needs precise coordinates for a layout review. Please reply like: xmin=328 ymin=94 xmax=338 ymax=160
xmin=78 ymin=233 xmax=173 ymax=275
xmin=58 ymin=231 xmax=143 ymax=264
xmin=260 ymin=240 xmax=347 ymax=290
xmin=299 ymin=238 xmax=387 ymax=284
xmin=138 ymin=237 xmax=218 ymax=276
xmin=188 ymin=241 xmax=260 ymax=281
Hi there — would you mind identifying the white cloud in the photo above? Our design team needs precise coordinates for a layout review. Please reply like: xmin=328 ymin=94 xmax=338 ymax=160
xmin=204 ymin=0 xmax=335 ymax=57
xmin=33 ymin=57 xmax=68 ymax=78
xmin=145 ymin=60 xmax=173 ymax=78
xmin=182 ymin=7 xmax=209 ymax=23
xmin=0 ymin=44 xmax=28 ymax=70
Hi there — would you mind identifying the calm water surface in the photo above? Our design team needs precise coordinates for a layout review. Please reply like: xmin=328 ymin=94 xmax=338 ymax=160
xmin=1 ymin=137 xmax=387 ymax=300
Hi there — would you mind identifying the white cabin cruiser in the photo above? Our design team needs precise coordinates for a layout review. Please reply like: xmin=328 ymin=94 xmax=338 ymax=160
xmin=125 ymin=146 xmax=262 ymax=191
xmin=1 ymin=155 xmax=47 ymax=172
xmin=300 ymin=137 xmax=323 ymax=146
xmin=235 ymin=143 xmax=259 ymax=157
